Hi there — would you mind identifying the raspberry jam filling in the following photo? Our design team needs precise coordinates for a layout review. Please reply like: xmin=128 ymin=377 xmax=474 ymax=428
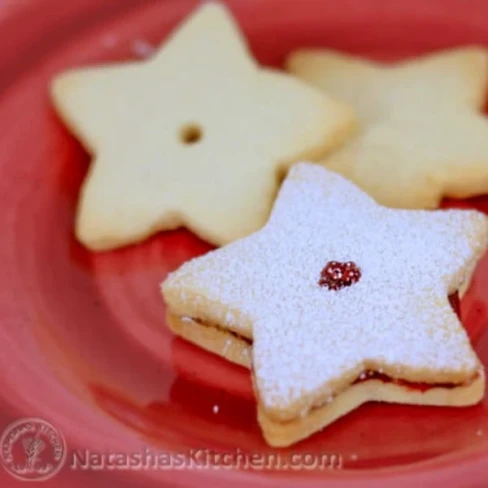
xmin=352 ymin=370 xmax=473 ymax=392
xmin=187 ymin=316 xmax=253 ymax=344
xmin=449 ymin=292 xmax=460 ymax=317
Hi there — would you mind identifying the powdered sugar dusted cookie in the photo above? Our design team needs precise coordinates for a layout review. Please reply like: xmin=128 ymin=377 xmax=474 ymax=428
xmin=162 ymin=162 xmax=488 ymax=446
xmin=286 ymin=47 xmax=488 ymax=209
xmin=50 ymin=3 xmax=355 ymax=251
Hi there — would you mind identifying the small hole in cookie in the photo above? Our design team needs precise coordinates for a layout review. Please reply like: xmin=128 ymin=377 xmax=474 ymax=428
xmin=180 ymin=124 xmax=203 ymax=145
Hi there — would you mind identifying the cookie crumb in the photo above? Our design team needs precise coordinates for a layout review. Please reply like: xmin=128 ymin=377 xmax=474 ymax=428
xmin=213 ymin=405 xmax=219 ymax=414
xmin=132 ymin=38 xmax=156 ymax=59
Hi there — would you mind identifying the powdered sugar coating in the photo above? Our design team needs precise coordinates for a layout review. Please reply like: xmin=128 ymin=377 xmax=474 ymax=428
xmin=163 ymin=163 xmax=488 ymax=417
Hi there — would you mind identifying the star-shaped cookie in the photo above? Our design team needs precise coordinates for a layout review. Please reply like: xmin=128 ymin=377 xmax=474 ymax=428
xmin=51 ymin=3 xmax=355 ymax=251
xmin=163 ymin=162 xmax=488 ymax=446
xmin=286 ymin=47 xmax=488 ymax=209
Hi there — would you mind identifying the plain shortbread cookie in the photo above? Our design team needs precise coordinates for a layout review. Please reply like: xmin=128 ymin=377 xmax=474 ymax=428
xmin=51 ymin=3 xmax=355 ymax=251
xmin=287 ymin=47 xmax=488 ymax=209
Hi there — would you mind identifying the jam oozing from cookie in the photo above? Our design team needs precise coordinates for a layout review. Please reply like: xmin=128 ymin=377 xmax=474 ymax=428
xmin=319 ymin=261 xmax=361 ymax=290
xmin=353 ymin=369 xmax=477 ymax=392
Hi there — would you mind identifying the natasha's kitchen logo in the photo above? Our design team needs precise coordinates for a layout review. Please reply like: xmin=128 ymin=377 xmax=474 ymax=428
xmin=0 ymin=418 xmax=67 ymax=481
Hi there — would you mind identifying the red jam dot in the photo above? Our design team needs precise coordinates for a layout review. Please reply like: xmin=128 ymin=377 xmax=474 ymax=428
xmin=319 ymin=261 xmax=361 ymax=290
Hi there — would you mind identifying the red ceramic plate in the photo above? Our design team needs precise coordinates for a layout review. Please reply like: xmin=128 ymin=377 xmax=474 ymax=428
xmin=2 ymin=0 xmax=488 ymax=486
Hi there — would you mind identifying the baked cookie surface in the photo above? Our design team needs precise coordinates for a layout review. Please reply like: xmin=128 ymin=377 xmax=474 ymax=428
xmin=51 ymin=4 xmax=355 ymax=251
xmin=163 ymin=162 xmax=488 ymax=446
xmin=287 ymin=48 xmax=488 ymax=209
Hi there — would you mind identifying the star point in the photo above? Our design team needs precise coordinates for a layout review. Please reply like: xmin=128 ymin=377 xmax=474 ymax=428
xmin=51 ymin=3 xmax=354 ymax=250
